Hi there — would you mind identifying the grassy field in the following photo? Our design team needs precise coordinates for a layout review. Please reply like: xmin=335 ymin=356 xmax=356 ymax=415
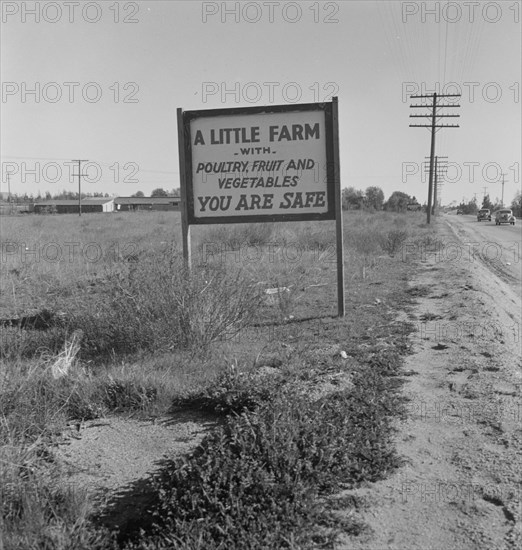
xmin=0 ymin=210 xmax=437 ymax=549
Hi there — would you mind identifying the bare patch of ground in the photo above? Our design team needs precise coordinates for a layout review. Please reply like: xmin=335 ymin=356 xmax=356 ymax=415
xmin=53 ymin=411 xmax=218 ymax=537
xmin=55 ymin=412 xmax=217 ymax=494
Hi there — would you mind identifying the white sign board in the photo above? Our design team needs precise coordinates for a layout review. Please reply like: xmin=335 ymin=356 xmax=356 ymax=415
xmin=179 ymin=102 xmax=336 ymax=224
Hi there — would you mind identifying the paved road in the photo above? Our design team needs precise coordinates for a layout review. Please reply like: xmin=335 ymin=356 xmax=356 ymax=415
xmin=444 ymin=212 xmax=522 ymax=296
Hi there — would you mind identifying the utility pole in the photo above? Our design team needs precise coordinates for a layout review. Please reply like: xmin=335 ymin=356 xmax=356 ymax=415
xmin=424 ymin=156 xmax=447 ymax=215
xmin=5 ymin=172 xmax=13 ymax=214
xmin=410 ymin=92 xmax=460 ymax=223
xmin=72 ymin=160 xmax=88 ymax=216
xmin=434 ymin=158 xmax=447 ymax=213
xmin=6 ymin=172 xmax=11 ymax=203
xmin=500 ymin=173 xmax=506 ymax=206
xmin=436 ymin=181 xmax=444 ymax=209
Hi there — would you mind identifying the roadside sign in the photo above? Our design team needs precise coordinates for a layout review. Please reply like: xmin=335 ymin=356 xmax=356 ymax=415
xmin=177 ymin=99 xmax=344 ymax=316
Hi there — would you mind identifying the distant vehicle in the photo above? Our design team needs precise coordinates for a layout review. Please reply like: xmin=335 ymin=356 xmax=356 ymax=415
xmin=495 ymin=209 xmax=516 ymax=225
xmin=456 ymin=209 xmax=464 ymax=215
xmin=477 ymin=209 xmax=491 ymax=222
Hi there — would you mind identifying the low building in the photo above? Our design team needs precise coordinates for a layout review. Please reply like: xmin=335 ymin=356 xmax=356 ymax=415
xmin=34 ymin=198 xmax=114 ymax=214
xmin=114 ymin=196 xmax=180 ymax=212
xmin=0 ymin=202 xmax=34 ymax=215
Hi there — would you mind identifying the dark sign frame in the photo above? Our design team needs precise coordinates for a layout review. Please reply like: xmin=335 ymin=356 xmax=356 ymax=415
xmin=178 ymin=101 xmax=337 ymax=225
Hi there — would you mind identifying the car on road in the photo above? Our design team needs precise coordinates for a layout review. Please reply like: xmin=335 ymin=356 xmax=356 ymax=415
xmin=477 ymin=209 xmax=491 ymax=222
xmin=456 ymin=209 xmax=464 ymax=215
xmin=495 ymin=209 xmax=516 ymax=225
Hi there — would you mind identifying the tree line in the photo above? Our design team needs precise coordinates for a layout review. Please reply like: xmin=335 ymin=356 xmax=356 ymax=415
xmin=457 ymin=191 xmax=522 ymax=217
xmin=342 ymin=186 xmax=419 ymax=212
xmin=5 ymin=185 xmax=520 ymax=217
xmin=2 ymin=188 xmax=180 ymax=203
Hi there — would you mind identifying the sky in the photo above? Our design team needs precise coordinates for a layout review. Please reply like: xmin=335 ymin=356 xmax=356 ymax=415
xmin=1 ymin=0 xmax=521 ymax=206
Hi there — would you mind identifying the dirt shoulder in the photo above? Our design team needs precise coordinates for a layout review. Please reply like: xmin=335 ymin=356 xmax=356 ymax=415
xmin=339 ymin=217 xmax=521 ymax=549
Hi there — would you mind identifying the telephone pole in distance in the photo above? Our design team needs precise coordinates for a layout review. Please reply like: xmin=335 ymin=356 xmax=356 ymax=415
xmin=500 ymin=173 xmax=507 ymax=206
xmin=72 ymin=160 xmax=89 ymax=216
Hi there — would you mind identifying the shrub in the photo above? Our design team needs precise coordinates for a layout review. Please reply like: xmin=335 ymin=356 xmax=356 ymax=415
xmin=378 ymin=229 xmax=409 ymax=257
xmin=127 ymin=394 xmax=365 ymax=549
xmin=97 ymin=378 xmax=157 ymax=413
xmin=172 ymin=365 xmax=284 ymax=416
xmin=344 ymin=227 xmax=382 ymax=257
xmin=1 ymin=252 xmax=263 ymax=362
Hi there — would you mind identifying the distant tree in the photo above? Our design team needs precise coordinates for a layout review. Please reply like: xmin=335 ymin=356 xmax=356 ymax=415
xmin=54 ymin=189 xmax=77 ymax=200
xmin=170 ymin=188 xmax=180 ymax=196
xmin=481 ymin=194 xmax=493 ymax=210
xmin=511 ymin=191 xmax=522 ymax=217
xmin=53 ymin=190 xmax=88 ymax=200
xmin=365 ymin=186 xmax=385 ymax=210
xmin=456 ymin=198 xmax=478 ymax=215
xmin=151 ymin=188 xmax=168 ymax=197
xmin=132 ymin=190 xmax=145 ymax=197
xmin=342 ymin=187 xmax=365 ymax=210
xmin=490 ymin=196 xmax=503 ymax=212
xmin=44 ymin=191 xmax=52 ymax=200
xmin=468 ymin=197 xmax=478 ymax=214
xmin=384 ymin=191 xmax=411 ymax=212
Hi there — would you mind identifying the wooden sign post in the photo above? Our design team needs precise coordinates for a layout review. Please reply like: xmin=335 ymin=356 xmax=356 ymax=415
xmin=177 ymin=98 xmax=344 ymax=317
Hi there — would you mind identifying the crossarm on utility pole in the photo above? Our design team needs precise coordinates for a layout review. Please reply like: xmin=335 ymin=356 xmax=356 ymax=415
xmin=408 ymin=92 xmax=461 ymax=224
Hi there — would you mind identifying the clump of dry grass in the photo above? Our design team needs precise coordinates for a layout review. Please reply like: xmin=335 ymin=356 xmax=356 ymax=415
xmin=1 ymin=252 xmax=263 ymax=362
xmin=48 ymin=329 xmax=83 ymax=379
xmin=0 ymin=440 xmax=113 ymax=550
xmin=378 ymin=229 xmax=409 ymax=257
xmin=199 ymin=222 xmax=275 ymax=250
